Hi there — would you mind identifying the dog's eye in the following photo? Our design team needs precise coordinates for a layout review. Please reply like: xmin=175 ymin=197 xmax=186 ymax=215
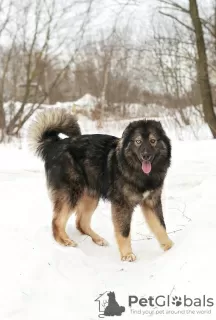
xmin=150 ymin=139 xmax=156 ymax=144
xmin=135 ymin=139 xmax=142 ymax=145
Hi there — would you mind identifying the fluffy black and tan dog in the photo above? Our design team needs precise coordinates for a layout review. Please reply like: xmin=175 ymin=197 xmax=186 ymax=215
xmin=28 ymin=108 xmax=173 ymax=261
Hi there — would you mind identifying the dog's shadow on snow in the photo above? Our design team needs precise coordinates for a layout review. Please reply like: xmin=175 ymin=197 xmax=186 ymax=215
xmin=66 ymin=223 xmax=117 ymax=257
xmin=66 ymin=224 xmax=170 ymax=263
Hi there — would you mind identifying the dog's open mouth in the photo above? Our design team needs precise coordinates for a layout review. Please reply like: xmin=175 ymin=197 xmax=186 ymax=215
xmin=142 ymin=160 xmax=152 ymax=174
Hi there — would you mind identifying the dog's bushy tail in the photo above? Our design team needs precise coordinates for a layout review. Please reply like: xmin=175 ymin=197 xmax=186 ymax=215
xmin=120 ymin=306 xmax=125 ymax=313
xmin=28 ymin=108 xmax=81 ymax=159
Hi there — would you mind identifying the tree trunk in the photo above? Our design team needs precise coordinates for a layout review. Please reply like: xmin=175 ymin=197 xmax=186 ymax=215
xmin=100 ymin=61 xmax=109 ymax=110
xmin=0 ymin=103 xmax=6 ymax=142
xmin=189 ymin=0 xmax=216 ymax=138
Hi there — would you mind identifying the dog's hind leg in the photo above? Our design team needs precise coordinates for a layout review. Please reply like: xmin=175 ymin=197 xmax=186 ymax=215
xmin=76 ymin=194 xmax=108 ymax=246
xmin=52 ymin=190 xmax=77 ymax=247
xmin=141 ymin=194 xmax=173 ymax=251
xmin=111 ymin=203 xmax=136 ymax=262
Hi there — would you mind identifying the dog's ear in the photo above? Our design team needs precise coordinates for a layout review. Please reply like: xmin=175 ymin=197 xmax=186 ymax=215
xmin=151 ymin=120 xmax=166 ymax=135
xmin=151 ymin=120 xmax=163 ymax=130
xmin=121 ymin=121 xmax=138 ymax=140
xmin=155 ymin=121 xmax=163 ymax=129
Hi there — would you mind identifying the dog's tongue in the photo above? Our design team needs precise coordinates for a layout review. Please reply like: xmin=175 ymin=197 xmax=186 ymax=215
xmin=142 ymin=161 xmax=152 ymax=174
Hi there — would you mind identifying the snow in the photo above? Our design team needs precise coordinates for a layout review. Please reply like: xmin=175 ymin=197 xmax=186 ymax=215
xmin=73 ymin=94 xmax=99 ymax=108
xmin=1 ymin=122 xmax=216 ymax=319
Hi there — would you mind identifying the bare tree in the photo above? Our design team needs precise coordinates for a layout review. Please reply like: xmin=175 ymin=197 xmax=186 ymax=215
xmin=0 ymin=0 xmax=94 ymax=141
xmin=159 ymin=0 xmax=216 ymax=138
xmin=0 ymin=0 xmax=13 ymax=141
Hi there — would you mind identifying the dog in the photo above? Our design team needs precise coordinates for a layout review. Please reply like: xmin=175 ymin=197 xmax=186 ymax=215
xmin=28 ymin=108 xmax=173 ymax=261
xmin=104 ymin=292 xmax=125 ymax=316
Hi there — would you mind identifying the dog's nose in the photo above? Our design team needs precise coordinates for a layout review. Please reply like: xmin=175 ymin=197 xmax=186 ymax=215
xmin=142 ymin=153 xmax=152 ymax=161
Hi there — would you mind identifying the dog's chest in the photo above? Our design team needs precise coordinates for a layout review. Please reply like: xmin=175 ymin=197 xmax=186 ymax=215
xmin=142 ymin=190 xmax=151 ymax=200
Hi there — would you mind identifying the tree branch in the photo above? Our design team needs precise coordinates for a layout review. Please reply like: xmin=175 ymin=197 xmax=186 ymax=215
xmin=158 ymin=0 xmax=189 ymax=14
xmin=159 ymin=11 xmax=194 ymax=32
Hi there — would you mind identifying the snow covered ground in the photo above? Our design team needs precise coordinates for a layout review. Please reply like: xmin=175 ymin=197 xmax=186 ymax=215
xmin=1 ymin=121 xmax=216 ymax=319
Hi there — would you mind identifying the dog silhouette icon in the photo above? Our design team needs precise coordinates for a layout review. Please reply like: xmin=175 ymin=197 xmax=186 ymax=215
xmin=104 ymin=291 xmax=125 ymax=317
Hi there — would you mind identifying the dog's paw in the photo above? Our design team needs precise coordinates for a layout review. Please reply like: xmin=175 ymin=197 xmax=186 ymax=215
xmin=57 ymin=237 xmax=77 ymax=247
xmin=121 ymin=253 xmax=136 ymax=262
xmin=93 ymin=237 xmax=109 ymax=246
xmin=161 ymin=239 xmax=174 ymax=251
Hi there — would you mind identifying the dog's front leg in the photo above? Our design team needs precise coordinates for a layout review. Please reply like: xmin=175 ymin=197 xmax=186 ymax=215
xmin=141 ymin=193 xmax=173 ymax=251
xmin=111 ymin=203 xmax=136 ymax=262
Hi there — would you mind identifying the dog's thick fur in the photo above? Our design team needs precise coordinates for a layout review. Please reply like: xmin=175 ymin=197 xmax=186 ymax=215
xmin=28 ymin=108 xmax=173 ymax=261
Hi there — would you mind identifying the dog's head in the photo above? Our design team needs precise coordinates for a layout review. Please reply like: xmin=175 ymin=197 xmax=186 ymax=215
xmin=107 ymin=291 xmax=115 ymax=299
xmin=120 ymin=120 xmax=171 ymax=174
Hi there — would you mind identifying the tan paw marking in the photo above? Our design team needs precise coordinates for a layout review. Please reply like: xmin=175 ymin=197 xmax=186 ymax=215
xmin=93 ymin=237 xmax=109 ymax=246
xmin=58 ymin=238 xmax=77 ymax=247
xmin=161 ymin=240 xmax=174 ymax=251
xmin=121 ymin=253 xmax=136 ymax=262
